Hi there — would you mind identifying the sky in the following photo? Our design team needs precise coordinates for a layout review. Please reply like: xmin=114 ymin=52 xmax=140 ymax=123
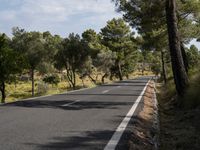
xmin=0 ymin=0 xmax=199 ymax=48
xmin=0 ymin=0 xmax=122 ymax=37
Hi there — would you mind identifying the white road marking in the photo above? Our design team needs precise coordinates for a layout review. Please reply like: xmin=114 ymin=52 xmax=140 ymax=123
xmin=117 ymin=86 xmax=121 ymax=88
xmin=102 ymin=90 xmax=109 ymax=94
xmin=104 ymin=80 xmax=150 ymax=150
xmin=61 ymin=100 xmax=80 ymax=107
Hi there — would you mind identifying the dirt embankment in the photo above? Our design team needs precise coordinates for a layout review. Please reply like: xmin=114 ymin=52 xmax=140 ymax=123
xmin=158 ymin=83 xmax=200 ymax=150
xmin=129 ymin=81 xmax=159 ymax=150
xmin=129 ymin=79 xmax=200 ymax=150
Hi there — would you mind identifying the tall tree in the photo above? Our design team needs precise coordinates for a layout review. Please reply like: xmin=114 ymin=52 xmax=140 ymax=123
xmin=96 ymin=50 xmax=116 ymax=83
xmin=113 ymin=0 xmax=199 ymax=96
xmin=165 ymin=0 xmax=189 ymax=96
xmin=101 ymin=18 xmax=136 ymax=80
xmin=0 ymin=34 xmax=21 ymax=103
xmin=82 ymin=29 xmax=117 ymax=84
xmin=37 ymin=32 xmax=62 ymax=75
xmin=81 ymin=29 xmax=104 ymax=84
xmin=12 ymin=28 xmax=46 ymax=96
xmin=54 ymin=33 xmax=88 ymax=89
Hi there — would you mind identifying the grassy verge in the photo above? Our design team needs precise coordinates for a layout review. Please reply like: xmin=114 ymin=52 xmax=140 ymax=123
xmin=5 ymin=77 xmax=96 ymax=103
xmin=3 ymin=71 xmax=153 ymax=103
xmin=157 ymin=75 xmax=200 ymax=150
xmin=1 ymin=70 xmax=154 ymax=104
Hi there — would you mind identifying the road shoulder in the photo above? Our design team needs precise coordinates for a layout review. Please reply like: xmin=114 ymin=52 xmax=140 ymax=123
xmin=128 ymin=81 xmax=159 ymax=150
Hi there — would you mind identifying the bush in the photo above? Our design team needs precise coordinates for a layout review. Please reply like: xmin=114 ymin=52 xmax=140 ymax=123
xmin=182 ymin=74 xmax=200 ymax=109
xmin=43 ymin=74 xmax=60 ymax=86
xmin=37 ymin=82 xmax=48 ymax=94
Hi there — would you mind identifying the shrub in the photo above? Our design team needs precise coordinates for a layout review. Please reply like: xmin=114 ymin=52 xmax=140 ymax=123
xmin=43 ymin=74 xmax=60 ymax=86
xmin=182 ymin=74 xmax=200 ymax=109
xmin=37 ymin=82 xmax=48 ymax=94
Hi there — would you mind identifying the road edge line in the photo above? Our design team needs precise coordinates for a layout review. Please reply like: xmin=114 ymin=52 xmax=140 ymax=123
xmin=104 ymin=80 xmax=150 ymax=150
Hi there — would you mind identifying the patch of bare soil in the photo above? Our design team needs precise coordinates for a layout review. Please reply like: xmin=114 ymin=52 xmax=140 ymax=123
xmin=129 ymin=81 xmax=158 ymax=150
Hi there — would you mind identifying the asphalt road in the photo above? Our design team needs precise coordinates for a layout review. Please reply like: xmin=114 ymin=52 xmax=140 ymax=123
xmin=0 ymin=77 xmax=151 ymax=150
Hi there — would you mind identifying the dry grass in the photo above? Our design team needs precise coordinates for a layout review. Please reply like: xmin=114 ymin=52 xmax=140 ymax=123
xmin=129 ymin=81 xmax=157 ymax=150
xmin=5 ymin=76 xmax=96 ymax=103
xmin=3 ymin=70 xmax=154 ymax=103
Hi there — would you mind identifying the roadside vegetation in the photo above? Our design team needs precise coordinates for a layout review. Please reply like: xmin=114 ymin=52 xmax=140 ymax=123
xmin=4 ymin=71 xmax=152 ymax=103
xmin=113 ymin=0 xmax=200 ymax=149
xmin=0 ymin=0 xmax=200 ymax=148
xmin=0 ymin=16 xmax=159 ymax=103
xmin=158 ymin=70 xmax=200 ymax=150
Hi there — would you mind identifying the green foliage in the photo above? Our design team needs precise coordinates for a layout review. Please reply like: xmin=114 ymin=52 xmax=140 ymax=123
xmin=81 ymin=29 xmax=118 ymax=82
xmin=55 ymin=33 xmax=88 ymax=71
xmin=12 ymin=28 xmax=49 ymax=96
xmin=42 ymin=31 xmax=62 ymax=61
xmin=182 ymin=73 xmax=200 ymax=109
xmin=96 ymin=50 xmax=117 ymax=74
xmin=12 ymin=28 xmax=57 ymax=70
xmin=37 ymin=62 xmax=56 ymax=75
xmin=82 ymin=29 xmax=102 ymax=58
xmin=54 ymin=33 xmax=89 ymax=89
xmin=24 ymin=32 xmax=46 ymax=69
xmin=0 ymin=34 xmax=18 ymax=81
xmin=0 ymin=33 xmax=22 ymax=102
xmin=101 ymin=18 xmax=137 ymax=79
xmin=186 ymin=45 xmax=200 ymax=68
xmin=43 ymin=74 xmax=60 ymax=86
xmin=149 ymin=51 xmax=161 ymax=75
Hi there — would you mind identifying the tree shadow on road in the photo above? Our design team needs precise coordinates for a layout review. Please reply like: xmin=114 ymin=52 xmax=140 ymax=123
xmin=3 ymin=90 xmax=152 ymax=111
xmin=4 ymin=99 xmax=135 ymax=111
xmin=23 ymin=116 xmax=151 ymax=150
xmin=25 ymin=130 xmax=114 ymax=150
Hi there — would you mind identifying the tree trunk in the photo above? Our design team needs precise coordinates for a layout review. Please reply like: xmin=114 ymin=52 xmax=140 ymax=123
xmin=126 ymin=74 xmax=129 ymax=79
xmin=180 ymin=42 xmax=189 ymax=73
xmin=165 ymin=0 xmax=189 ymax=96
xmin=161 ymin=50 xmax=167 ymax=84
xmin=142 ymin=62 xmax=145 ymax=76
xmin=117 ymin=60 xmax=123 ymax=80
xmin=31 ymin=68 xmax=35 ymax=96
xmin=88 ymin=75 xmax=97 ymax=84
xmin=110 ymin=73 xmax=113 ymax=81
xmin=101 ymin=73 xmax=107 ymax=84
xmin=72 ymin=69 xmax=76 ymax=90
xmin=66 ymin=66 xmax=76 ymax=89
xmin=0 ymin=81 xmax=6 ymax=103
xmin=81 ymin=78 xmax=85 ymax=87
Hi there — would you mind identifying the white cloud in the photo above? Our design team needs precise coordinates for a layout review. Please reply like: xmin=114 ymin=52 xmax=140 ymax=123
xmin=0 ymin=0 xmax=122 ymax=36
xmin=0 ymin=10 xmax=16 ymax=21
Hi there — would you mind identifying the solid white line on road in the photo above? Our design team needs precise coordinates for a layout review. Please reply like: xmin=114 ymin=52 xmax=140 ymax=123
xmin=102 ymin=90 xmax=109 ymax=94
xmin=61 ymin=100 xmax=80 ymax=107
xmin=104 ymin=80 xmax=150 ymax=150
xmin=117 ymin=86 xmax=121 ymax=88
